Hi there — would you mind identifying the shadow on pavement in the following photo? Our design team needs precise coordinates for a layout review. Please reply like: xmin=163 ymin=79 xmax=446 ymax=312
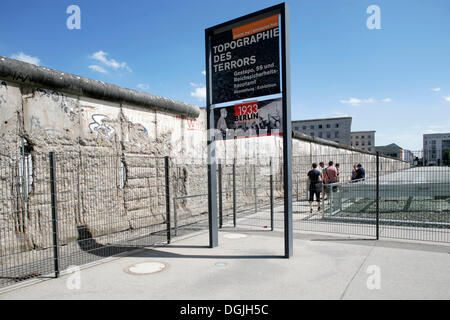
xmin=77 ymin=226 xmax=143 ymax=257
xmin=77 ymin=225 xmax=283 ymax=260
xmin=133 ymin=248 xmax=284 ymax=260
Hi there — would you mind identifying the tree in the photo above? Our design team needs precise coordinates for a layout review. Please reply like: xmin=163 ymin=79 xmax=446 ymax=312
xmin=443 ymin=150 xmax=450 ymax=166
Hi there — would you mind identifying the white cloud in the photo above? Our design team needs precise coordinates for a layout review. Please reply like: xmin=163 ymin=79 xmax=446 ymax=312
xmin=340 ymin=98 xmax=362 ymax=106
xmin=423 ymin=124 xmax=450 ymax=134
xmin=431 ymin=87 xmax=441 ymax=92
xmin=89 ymin=65 xmax=108 ymax=74
xmin=90 ymin=51 xmax=132 ymax=72
xmin=340 ymin=97 xmax=391 ymax=106
xmin=331 ymin=111 xmax=350 ymax=117
xmin=10 ymin=52 xmax=40 ymax=65
xmin=445 ymin=96 xmax=450 ymax=102
xmin=137 ymin=83 xmax=150 ymax=90
xmin=190 ymin=86 xmax=206 ymax=100
xmin=363 ymin=98 xmax=376 ymax=104
xmin=201 ymin=70 xmax=206 ymax=76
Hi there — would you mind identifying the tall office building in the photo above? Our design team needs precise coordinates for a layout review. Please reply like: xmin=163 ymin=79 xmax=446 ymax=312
xmin=292 ymin=117 xmax=352 ymax=145
xmin=423 ymin=133 xmax=450 ymax=165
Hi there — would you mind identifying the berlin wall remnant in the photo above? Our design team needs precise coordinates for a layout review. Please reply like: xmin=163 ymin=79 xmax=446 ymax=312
xmin=0 ymin=57 xmax=410 ymax=274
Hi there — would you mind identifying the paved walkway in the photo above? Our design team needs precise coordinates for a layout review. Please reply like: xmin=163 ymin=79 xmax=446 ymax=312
xmin=1 ymin=228 xmax=449 ymax=300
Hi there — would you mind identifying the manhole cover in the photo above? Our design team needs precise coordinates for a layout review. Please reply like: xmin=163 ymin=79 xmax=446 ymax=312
xmin=223 ymin=233 xmax=248 ymax=239
xmin=125 ymin=262 xmax=167 ymax=275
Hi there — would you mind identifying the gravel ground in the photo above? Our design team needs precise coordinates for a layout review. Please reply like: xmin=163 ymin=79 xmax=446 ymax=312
xmin=336 ymin=197 xmax=450 ymax=223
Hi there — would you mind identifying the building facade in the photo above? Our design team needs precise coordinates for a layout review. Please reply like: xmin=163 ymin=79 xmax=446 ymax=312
xmin=292 ymin=117 xmax=352 ymax=145
xmin=350 ymin=131 xmax=375 ymax=152
xmin=423 ymin=133 xmax=450 ymax=166
xmin=375 ymin=143 xmax=404 ymax=159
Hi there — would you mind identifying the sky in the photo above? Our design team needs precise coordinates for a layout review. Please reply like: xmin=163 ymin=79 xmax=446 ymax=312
xmin=1 ymin=0 xmax=449 ymax=151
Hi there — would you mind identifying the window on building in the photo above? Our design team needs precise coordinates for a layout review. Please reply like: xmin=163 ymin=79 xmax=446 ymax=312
xmin=335 ymin=131 xmax=339 ymax=138
xmin=327 ymin=132 xmax=331 ymax=139
xmin=368 ymin=135 xmax=371 ymax=139
xmin=326 ymin=124 xmax=330 ymax=128
xmin=362 ymin=135 xmax=365 ymax=139
xmin=335 ymin=123 xmax=339 ymax=128
xmin=318 ymin=132 xmax=323 ymax=138
xmin=310 ymin=125 xmax=314 ymax=129
xmin=356 ymin=136 xmax=359 ymax=139
xmin=310 ymin=132 xmax=314 ymax=137
xmin=318 ymin=124 xmax=322 ymax=129
xmin=368 ymin=148 xmax=372 ymax=151
xmin=368 ymin=141 xmax=371 ymax=145
xmin=362 ymin=142 xmax=365 ymax=146
xmin=302 ymin=126 xmax=307 ymax=130
xmin=356 ymin=141 xmax=359 ymax=146
xmin=432 ymin=140 xmax=436 ymax=145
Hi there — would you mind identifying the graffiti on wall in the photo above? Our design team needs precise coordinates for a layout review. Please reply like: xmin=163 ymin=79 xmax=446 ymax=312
xmin=89 ymin=114 xmax=115 ymax=137
xmin=186 ymin=118 xmax=205 ymax=131
xmin=175 ymin=115 xmax=205 ymax=131
xmin=35 ymin=88 xmax=83 ymax=121
xmin=0 ymin=81 xmax=7 ymax=107
xmin=30 ymin=116 xmax=41 ymax=133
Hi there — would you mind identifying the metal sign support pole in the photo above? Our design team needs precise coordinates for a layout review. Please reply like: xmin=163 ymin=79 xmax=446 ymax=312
xmin=281 ymin=4 xmax=293 ymax=258
xmin=205 ymin=32 xmax=219 ymax=248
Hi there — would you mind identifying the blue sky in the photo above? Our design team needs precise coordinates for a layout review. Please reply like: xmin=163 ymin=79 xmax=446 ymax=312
xmin=1 ymin=0 xmax=449 ymax=151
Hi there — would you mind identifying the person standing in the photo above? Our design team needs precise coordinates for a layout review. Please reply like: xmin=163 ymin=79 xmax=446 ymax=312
xmin=335 ymin=163 xmax=340 ymax=182
xmin=319 ymin=162 xmax=325 ymax=174
xmin=351 ymin=165 xmax=357 ymax=181
xmin=355 ymin=163 xmax=366 ymax=181
xmin=323 ymin=161 xmax=338 ymax=199
xmin=217 ymin=108 xmax=228 ymax=140
xmin=307 ymin=163 xmax=323 ymax=212
xmin=319 ymin=162 xmax=326 ymax=200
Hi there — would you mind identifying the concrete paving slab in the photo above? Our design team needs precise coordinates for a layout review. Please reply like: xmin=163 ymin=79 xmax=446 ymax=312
xmin=0 ymin=229 xmax=449 ymax=300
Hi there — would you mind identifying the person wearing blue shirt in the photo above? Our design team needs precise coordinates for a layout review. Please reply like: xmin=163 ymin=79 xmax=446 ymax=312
xmin=355 ymin=163 xmax=365 ymax=180
xmin=307 ymin=163 xmax=323 ymax=212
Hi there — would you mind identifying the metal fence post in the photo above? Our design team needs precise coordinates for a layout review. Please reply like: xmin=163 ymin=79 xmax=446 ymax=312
xmin=376 ymin=152 xmax=380 ymax=240
xmin=270 ymin=158 xmax=274 ymax=231
xmin=233 ymin=159 xmax=236 ymax=227
xmin=165 ymin=156 xmax=171 ymax=244
xmin=173 ymin=197 xmax=178 ymax=237
xmin=218 ymin=160 xmax=223 ymax=229
xmin=49 ymin=152 xmax=60 ymax=278
xmin=254 ymin=163 xmax=257 ymax=214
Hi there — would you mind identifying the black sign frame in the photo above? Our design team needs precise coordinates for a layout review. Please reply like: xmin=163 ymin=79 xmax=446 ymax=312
xmin=205 ymin=2 xmax=293 ymax=258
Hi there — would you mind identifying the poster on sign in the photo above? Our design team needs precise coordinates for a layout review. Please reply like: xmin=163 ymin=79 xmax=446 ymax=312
xmin=213 ymin=98 xmax=282 ymax=140
xmin=209 ymin=14 xmax=281 ymax=104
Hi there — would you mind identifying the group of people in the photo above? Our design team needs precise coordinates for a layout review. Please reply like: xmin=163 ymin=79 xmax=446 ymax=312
xmin=306 ymin=161 xmax=365 ymax=213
